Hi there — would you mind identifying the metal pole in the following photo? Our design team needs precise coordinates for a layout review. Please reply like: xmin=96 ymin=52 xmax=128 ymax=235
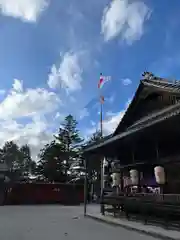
xmin=100 ymin=99 xmax=104 ymax=191
xmin=99 ymin=97 xmax=104 ymax=213
xmin=84 ymin=157 xmax=87 ymax=216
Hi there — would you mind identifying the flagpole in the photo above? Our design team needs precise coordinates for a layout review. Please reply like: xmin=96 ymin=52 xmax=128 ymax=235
xmin=99 ymin=90 xmax=104 ymax=214
xmin=98 ymin=73 xmax=111 ymax=212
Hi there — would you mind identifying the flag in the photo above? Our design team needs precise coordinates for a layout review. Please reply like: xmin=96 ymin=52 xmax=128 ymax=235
xmin=98 ymin=73 xmax=104 ymax=89
xmin=100 ymin=95 xmax=105 ymax=104
xmin=98 ymin=73 xmax=111 ymax=89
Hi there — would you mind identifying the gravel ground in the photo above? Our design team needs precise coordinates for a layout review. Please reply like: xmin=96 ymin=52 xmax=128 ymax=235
xmin=0 ymin=205 xmax=158 ymax=240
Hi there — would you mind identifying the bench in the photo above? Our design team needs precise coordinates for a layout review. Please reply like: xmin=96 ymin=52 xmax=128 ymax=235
xmin=123 ymin=193 xmax=180 ymax=227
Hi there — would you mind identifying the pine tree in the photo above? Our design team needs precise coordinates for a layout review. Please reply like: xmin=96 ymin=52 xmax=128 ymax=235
xmin=19 ymin=144 xmax=32 ymax=173
xmin=2 ymin=141 xmax=21 ymax=171
xmin=38 ymin=141 xmax=67 ymax=182
xmin=54 ymin=114 xmax=83 ymax=168
xmin=1 ymin=141 xmax=34 ymax=176
xmin=85 ymin=130 xmax=102 ymax=183
xmin=87 ymin=130 xmax=102 ymax=144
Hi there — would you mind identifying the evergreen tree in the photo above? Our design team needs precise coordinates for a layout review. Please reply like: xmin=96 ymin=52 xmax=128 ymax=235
xmin=37 ymin=115 xmax=84 ymax=181
xmin=54 ymin=114 xmax=83 ymax=168
xmin=1 ymin=141 xmax=35 ymax=174
xmin=2 ymin=141 xmax=21 ymax=171
xmin=86 ymin=130 xmax=102 ymax=145
xmin=84 ymin=130 xmax=102 ymax=182
xmin=38 ymin=141 xmax=67 ymax=182
xmin=19 ymin=144 xmax=32 ymax=173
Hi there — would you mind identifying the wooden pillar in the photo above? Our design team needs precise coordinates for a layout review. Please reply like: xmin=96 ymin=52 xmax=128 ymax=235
xmin=100 ymin=155 xmax=104 ymax=214
xmin=100 ymin=156 xmax=104 ymax=195
xmin=155 ymin=141 xmax=159 ymax=161
xmin=120 ymin=170 xmax=124 ymax=192
xmin=132 ymin=148 xmax=135 ymax=164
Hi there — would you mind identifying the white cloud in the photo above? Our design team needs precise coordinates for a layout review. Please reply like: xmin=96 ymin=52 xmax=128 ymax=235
xmin=103 ymin=97 xmax=133 ymax=134
xmin=0 ymin=89 xmax=5 ymax=95
xmin=0 ymin=79 xmax=60 ymax=120
xmin=101 ymin=0 xmax=151 ymax=43
xmin=0 ymin=0 xmax=49 ymax=22
xmin=121 ymin=78 xmax=132 ymax=86
xmin=69 ymin=96 xmax=76 ymax=103
xmin=84 ymin=110 xmax=124 ymax=138
xmin=90 ymin=120 xmax=96 ymax=127
xmin=125 ymin=97 xmax=132 ymax=108
xmin=0 ymin=117 xmax=54 ymax=161
xmin=54 ymin=112 xmax=65 ymax=122
xmin=84 ymin=110 xmax=125 ymax=138
xmin=0 ymin=79 xmax=62 ymax=160
xmin=13 ymin=79 xmax=23 ymax=92
xmin=79 ymin=108 xmax=89 ymax=120
xmin=54 ymin=112 xmax=60 ymax=119
xmin=103 ymin=110 xmax=125 ymax=134
xmin=86 ymin=97 xmax=132 ymax=136
xmin=106 ymin=111 xmax=116 ymax=117
xmin=48 ymin=51 xmax=83 ymax=92
xmin=107 ymin=95 xmax=115 ymax=103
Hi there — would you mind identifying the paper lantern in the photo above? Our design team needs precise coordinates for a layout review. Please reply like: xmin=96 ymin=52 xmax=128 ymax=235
xmin=154 ymin=166 xmax=165 ymax=184
xmin=130 ymin=169 xmax=139 ymax=185
xmin=111 ymin=173 xmax=120 ymax=187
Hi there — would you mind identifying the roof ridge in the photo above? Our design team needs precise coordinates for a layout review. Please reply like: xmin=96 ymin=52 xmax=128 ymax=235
xmin=142 ymin=79 xmax=180 ymax=91
xmin=143 ymin=78 xmax=180 ymax=86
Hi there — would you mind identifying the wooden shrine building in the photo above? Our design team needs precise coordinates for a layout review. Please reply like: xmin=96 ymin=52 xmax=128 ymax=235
xmin=83 ymin=72 xmax=180 ymax=195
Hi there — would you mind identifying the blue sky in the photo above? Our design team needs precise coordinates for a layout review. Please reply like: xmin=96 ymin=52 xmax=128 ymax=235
xmin=0 ymin=0 xmax=179 ymax=159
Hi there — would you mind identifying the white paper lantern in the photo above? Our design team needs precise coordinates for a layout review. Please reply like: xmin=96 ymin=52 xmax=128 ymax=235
xmin=154 ymin=166 xmax=165 ymax=184
xmin=111 ymin=173 xmax=120 ymax=187
xmin=130 ymin=169 xmax=139 ymax=185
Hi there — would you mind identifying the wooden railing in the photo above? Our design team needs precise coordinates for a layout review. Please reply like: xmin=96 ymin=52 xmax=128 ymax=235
xmin=101 ymin=190 xmax=180 ymax=228
xmin=128 ymin=193 xmax=180 ymax=202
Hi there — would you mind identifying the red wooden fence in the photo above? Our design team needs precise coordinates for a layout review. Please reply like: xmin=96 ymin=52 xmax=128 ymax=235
xmin=5 ymin=182 xmax=84 ymax=205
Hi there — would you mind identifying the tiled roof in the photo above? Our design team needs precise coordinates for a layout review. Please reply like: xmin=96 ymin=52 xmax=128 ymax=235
xmin=113 ymin=76 xmax=180 ymax=135
xmin=142 ymin=78 xmax=180 ymax=92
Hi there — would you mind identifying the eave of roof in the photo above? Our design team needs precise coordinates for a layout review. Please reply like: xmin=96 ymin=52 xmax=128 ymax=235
xmin=83 ymin=134 xmax=112 ymax=151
